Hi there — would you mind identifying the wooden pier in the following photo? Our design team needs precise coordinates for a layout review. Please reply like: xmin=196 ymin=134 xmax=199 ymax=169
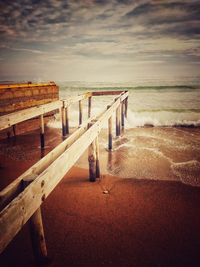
xmin=0 ymin=89 xmax=128 ymax=264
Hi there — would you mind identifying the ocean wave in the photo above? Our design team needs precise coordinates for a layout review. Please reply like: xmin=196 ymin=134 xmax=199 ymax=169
xmin=134 ymin=109 xmax=200 ymax=113
xmin=59 ymin=85 xmax=200 ymax=91
xmin=126 ymin=119 xmax=200 ymax=128
xmin=126 ymin=109 xmax=200 ymax=128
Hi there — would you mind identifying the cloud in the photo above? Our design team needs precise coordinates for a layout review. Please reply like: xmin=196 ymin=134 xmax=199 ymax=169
xmin=0 ymin=0 xmax=199 ymax=82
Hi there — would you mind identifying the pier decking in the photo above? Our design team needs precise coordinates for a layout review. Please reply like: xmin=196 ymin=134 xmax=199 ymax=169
xmin=0 ymin=88 xmax=128 ymax=264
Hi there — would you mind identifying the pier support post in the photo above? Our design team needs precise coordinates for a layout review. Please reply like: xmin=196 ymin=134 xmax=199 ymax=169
xmin=107 ymin=105 xmax=113 ymax=150
xmin=121 ymin=101 xmax=125 ymax=129
xmin=62 ymin=107 xmax=67 ymax=138
xmin=12 ymin=125 xmax=16 ymax=137
xmin=79 ymin=100 xmax=83 ymax=126
xmin=65 ymin=107 xmax=69 ymax=135
xmin=88 ymin=123 xmax=96 ymax=182
xmin=125 ymin=97 xmax=128 ymax=118
xmin=95 ymin=136 xmax=100 ymax=178
xmin=40 ymin=114 xmax=45 ymax=149
xmin=22 ymin=176 xmax=48 ymax=265
xmin=116 ymin=105 xmax=121 ymax=137
xmin=88 ymin=96 xmax=92 ymax=118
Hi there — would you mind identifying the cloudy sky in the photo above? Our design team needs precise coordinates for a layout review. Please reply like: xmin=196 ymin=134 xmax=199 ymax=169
xmin=0 ymin=0 xmax=200 ymax=83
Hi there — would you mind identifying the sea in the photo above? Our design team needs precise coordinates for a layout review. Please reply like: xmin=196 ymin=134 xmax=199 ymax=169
xmin=47 ymin=80 xmax=200 ymax=187
xmin=57 ymin=81 xmax=200 ymax=128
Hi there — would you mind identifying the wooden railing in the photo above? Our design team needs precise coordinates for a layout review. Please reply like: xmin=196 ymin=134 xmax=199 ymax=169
xmin=0 ymin=90 xmax=129 ymax=264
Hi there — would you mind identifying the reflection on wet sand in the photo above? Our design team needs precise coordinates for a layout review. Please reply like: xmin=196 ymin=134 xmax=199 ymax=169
xmin=77 ymin=127 xmax=200 ymax=187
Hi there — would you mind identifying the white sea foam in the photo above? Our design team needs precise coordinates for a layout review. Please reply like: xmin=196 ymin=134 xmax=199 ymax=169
xmin=171 ymin=160 xmax=200 ymax=187
xmin=48 ymin=85 xmax=200 ymax=129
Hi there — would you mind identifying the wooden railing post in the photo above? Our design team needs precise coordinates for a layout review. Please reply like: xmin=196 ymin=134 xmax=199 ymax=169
xmin=40 ymin=114 xmax=45 ymax=149
xmin=107 ymin=105 xmax=113 ymax=150
xmin=79 ymin=100 xmax=83 ymax=126
xmin=95 ymin=136 xmax=100 ymax=178
xmin=65 ymin=107 xmax=69 ymax=135
xmin=62 ymin=107 xmax=67 ymax=138
xmin=22 ymin=176 xmax=48 ymax=265
xmin=121 ymin=101 xmax=125 ymax=129
xmin=116 ymin=105 xmax=121 ymax=137
xmin=88 ymin=123 xmax=96 ymax=182
xmin=88 ymin=96 xmax=92 ymax=118
xmin=125 ymin=97 xmax=128 ymax=118
xmin=12 ymin=125 xmax=16 ymax=137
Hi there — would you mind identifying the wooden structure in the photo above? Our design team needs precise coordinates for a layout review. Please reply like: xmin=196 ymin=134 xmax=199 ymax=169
xmin=0 ymin=82 xmax=58 ymax=115
xmin=0 ymin=82 xmax=59 ymax=139
xmin=0 ymin=90 xmax=128 ymax=264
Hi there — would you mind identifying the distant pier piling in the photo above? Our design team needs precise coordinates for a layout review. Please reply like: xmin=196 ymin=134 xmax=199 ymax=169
xmin=40 ymin=114 xmax=45 ymax=149
xmin=125 ymin=97 xmax=128 ymax=118
xmin=95 ymin=136 xmax=100 ymax=178
xmin=79 ymin=100 xmax=83 ymax=126
xmin=116 ymin=105 xmax=121 ymax=136
xmin=65 ymin=107 xmax=69 ymax=135
xmin=88 ymin=96 xmax=92 ymax=118
xmin=88 ymin=127 xmax=97 ymax=182
xmin=62 ymin=107 xmax=67 ymax=138
xmin=107 ymin=105 xmax=113 ymax=150
xmin=121 ymin=101 xmax=125 ymax=129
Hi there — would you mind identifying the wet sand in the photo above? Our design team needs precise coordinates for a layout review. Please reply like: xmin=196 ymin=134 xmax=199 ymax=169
xmin=0 ymin=127 xmax=200 ymax=267
xmin=77 ymin=127 xmax=200 ymax=186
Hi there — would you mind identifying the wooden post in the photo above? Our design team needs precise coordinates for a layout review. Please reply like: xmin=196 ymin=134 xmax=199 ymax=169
xmin=88 ymin=96 xmax=92 ymax=118
xmin=12 ymin=125 xmax=16 ymax=137
xmin=95 ymin=136 xmax=100 ymax=178
xmin=88 ymin=123 xmax=96 ymax=182
xmin=62 ymin=107 xmax=67 ymax=137
xmin=40 ymin=114 xmax=45 ymax=149
xmin=65 ymin=107 xmax=69 ymax=135
xmin=121 ymin=101 xmax=125 ymax=129
xmin=125 ymin=97 xmax=128 ymax=118
xmin=116 ymin=105 xmax=121 ymax=136
xmin=22 ymin=176 xmax=48 ymax=265
xmin=79 ymin=100 xmax=83 ymax=126
xmin=107 ymin=105 xmax=113 ymax=150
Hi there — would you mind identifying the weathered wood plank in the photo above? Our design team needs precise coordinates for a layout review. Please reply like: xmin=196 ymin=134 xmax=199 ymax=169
xmin=0 ymin=94 xmax=127 ymax=253
xmin=0 ymin=117 xmax=96 ymax=211
xmin=0 ymin=100 xmax=62 ymax=131
xmin=92 ymin=91 xmax=124 ymax=96
xmin=23 ymin=177 xmax=48 ymax=263
xmin=63 ymin=93 xmax=91 ymax=108
xmin=120 ymin=91 xmax=129 ymax=102
xmin=0 ymin=82 xmax=56 ymax=90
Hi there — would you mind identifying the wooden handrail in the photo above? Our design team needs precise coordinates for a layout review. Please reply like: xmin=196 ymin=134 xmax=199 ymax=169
xmin=0 ymin=90 xmax=129 ymax=257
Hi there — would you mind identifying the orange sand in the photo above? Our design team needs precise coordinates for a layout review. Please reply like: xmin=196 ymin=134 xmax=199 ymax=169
xmin=0 ymin=127 xmax=200 ymax=267
xmin=1 ymin=166 xmax=200 ymax=267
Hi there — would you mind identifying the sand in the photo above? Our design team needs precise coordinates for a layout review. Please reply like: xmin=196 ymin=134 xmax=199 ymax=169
xmin=0 ymin=127 xmax=200 ymax=267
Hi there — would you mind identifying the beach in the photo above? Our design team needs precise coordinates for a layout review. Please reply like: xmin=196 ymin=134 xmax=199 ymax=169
xmin=0 ymin=125 xmax=200 ymax=267
xmin=1 ymin=0 xmax=200 ymax=265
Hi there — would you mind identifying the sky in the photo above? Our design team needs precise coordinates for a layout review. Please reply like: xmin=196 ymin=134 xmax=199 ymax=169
xmin=0 ymin=0 xmax=200 ymax=83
